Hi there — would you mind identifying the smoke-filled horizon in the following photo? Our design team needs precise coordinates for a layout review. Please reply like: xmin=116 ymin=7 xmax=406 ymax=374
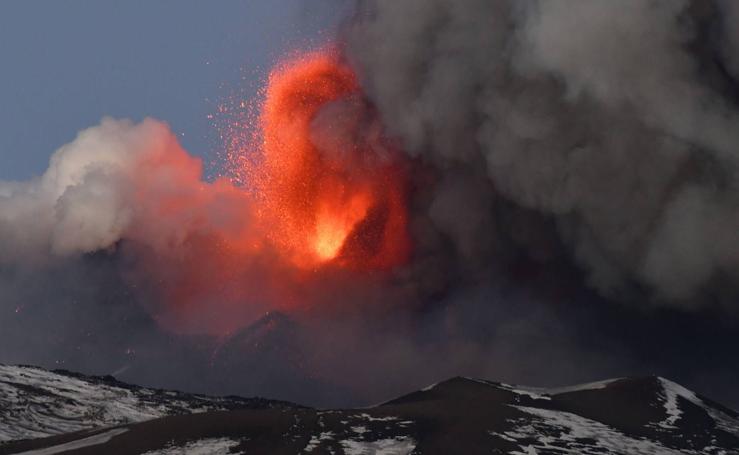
xmin=1 ymin=0 xmax=739 ymax=409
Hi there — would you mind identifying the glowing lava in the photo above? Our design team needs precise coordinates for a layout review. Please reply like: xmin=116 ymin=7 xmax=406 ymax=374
xmin=232 ymin=51 xmax=410 ymax=270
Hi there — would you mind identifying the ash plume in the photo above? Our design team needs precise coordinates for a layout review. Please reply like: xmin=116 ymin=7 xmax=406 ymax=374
xmin=347 ymin=0 xmax=739 ymax=308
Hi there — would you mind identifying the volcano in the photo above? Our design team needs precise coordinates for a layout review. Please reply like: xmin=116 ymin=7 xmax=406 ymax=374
xmin=1 ymin=366 xmax=737 ymax=454
xmin=3 ymin=1 xmax=739 ymax=453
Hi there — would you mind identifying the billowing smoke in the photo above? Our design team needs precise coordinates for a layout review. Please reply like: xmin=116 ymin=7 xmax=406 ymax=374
xmin=1 ymin=0 xmax=739 ymax=409
xmin=0 ymin=117 xmax=249 ymax=264
xmin=0 ymin=117 xmax=278 ymax=333
xmin=347 ymin=0 xmax=739 ymax=307
xmin=0 ymin=117 xmax=145 ymax=263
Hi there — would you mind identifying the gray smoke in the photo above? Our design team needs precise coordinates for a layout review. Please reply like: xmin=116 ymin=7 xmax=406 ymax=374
xmin=347 ymin=0 xmax=739 ymax=308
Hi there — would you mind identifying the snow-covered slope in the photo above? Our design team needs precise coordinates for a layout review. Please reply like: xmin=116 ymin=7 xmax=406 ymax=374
xmin=1 ymin=371 xmax=738 ymax=454
xmin=476 ymin=376 xmax=739 ymax=454
xmin=0 ymin=365 xmax=290 ymax=442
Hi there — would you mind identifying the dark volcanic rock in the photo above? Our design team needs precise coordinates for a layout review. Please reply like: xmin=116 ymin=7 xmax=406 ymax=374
xmin=209 ymin=311 xmax=354 ymax=407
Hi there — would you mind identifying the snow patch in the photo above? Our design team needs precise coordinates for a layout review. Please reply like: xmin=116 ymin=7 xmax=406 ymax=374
xmin=421 ymin=382 xmax=438 ymax=392
xmin=499 ymin=378 xmax=620 ymax=401
xmin=304 ymin=431 xmax=334 ymax=452
xmin=355 ymin=413 xmax=400 ymax=422
xmin=340 ymin=436 xmax=416 ymax=455
xmin=545 ymin=378 xmax=620 ymax=395
xmin=657 ymin=377 xmax=739 ymax=438
xmin=505 ymin=405 xmax=699 ymax=454
xmin=656 ymin=377 xmax=694 ymax=429
xmin=498 ymin=384 xmax=552 ymax=401
xmin=351 ymin=425 xmax=369 ymax=435
xmin=140 ymin=438 xmax=243 ymax=455
xmin=13 ymin=428 xmax=128 ymax=455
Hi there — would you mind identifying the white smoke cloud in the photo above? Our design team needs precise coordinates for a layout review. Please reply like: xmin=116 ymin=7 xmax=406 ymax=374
xmin=0 ymin=118 xmax=150 ymax=263
xmin=0 ymin=117 xmax=237 ymax=264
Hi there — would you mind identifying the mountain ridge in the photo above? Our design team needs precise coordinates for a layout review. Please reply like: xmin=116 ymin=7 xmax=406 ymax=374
xmin=0 ymin=366 xmax=737 ymax=454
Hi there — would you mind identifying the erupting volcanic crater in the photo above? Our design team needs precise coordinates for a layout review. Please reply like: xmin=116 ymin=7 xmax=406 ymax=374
xmin=135 ymin=50 xmax=414 ymax=335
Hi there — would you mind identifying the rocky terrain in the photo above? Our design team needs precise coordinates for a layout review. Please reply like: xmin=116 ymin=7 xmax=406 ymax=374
xmin=0 ymin=364 xmax=294 ymax=443
xmin=0 ymin=366 xmax=738 ymax=454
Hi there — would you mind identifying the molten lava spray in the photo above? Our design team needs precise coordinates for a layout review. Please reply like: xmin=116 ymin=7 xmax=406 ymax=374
xmin=143 ymin=50 xmax=412 ymax=333
xmin=232 ymin=51 xmax=410 ymax=271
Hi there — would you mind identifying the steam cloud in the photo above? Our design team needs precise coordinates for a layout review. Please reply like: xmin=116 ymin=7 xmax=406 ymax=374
xmin=0 ymin=118 xmax=244 ymax=263
xmin=1 ymin=0 xmax=739 ymax=408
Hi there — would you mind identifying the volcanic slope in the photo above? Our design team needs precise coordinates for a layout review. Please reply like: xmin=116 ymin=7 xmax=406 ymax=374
xmin=1 ymin=369 xmax=738 ymax=454
xmin=0 ymin=365 xmax=294 ymax=443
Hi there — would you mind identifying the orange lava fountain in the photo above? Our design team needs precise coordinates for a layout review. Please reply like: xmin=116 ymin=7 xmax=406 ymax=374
xmin=233 ymin=51 xmax=410 ymax=271
xmin=122 ymin=50 xmax=412 ymax=335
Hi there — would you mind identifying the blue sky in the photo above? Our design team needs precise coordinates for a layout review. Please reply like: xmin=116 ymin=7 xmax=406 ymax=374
xmin=0 ymin=0 xmax=350 ymax=180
